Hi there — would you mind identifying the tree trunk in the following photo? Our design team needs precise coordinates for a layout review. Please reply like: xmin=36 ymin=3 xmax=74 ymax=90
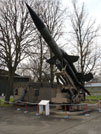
xmin=5 ymin=72 xmax=14 ymax=102
xmin=39 ymin=37 xmax=43 ymax=83
xmin=50 ymin=49 xmax=54 ymax=85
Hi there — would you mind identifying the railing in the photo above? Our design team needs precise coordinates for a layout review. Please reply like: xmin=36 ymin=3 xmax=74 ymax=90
xmin=0 ymin=99 xmax=100 ymax=116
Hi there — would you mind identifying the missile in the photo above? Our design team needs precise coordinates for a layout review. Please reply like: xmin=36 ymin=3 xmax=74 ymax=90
xmin=26 ymin=4 xmax=93 ymax=95
xmin=26 ymin=3 xmax=63 ymax=62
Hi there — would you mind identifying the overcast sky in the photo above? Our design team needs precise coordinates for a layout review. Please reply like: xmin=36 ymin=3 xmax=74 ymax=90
xmin=61 ymin=0 xmax=101 ymax=73
xmin=62 ymin=0 xmax=101 ymax=25
xmin=60 ymin=0 xmax=101 ymax=48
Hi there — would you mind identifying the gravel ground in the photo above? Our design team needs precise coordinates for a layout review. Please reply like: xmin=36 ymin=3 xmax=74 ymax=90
xmin=0 ymin=104 xmax=100 ymax=134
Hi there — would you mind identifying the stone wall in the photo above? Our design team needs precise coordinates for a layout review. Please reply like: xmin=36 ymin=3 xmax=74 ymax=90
xmin=14 ymin=82 xmax=57 ymax=103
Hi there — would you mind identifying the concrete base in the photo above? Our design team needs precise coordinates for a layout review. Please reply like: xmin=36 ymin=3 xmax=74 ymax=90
xmin=24 ymin=111 xmax=28 ymax=114
xmin=98 ymin=108 xmax=101 ymax=112
xmin=51 ymin=109 xmax=91 ymax=116
xmin=36 ymin=113 xmax=40 ymax=116
xmin=64 ymin=115 xmax=69 ymax=119
xmin=17 ymin=108 xmax=21 ymax=111
xmin=84 ymin=114 xmax=90 ymax=117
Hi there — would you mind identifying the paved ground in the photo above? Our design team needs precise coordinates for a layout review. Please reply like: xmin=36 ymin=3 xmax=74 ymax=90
xmin=0 ymin=106 xmax=101 ymax=134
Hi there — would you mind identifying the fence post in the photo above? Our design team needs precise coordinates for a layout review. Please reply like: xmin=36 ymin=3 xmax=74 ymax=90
xmin=25 ymin=103 xmax=27 ymax=111
xmin=65 ymin=104 xmax=67 ymax=114
xmin=16 ymin=104 xmax=21 ymax=111
xmin=85 ymin=104 xmax=89 ymax=116
xmin=37 ymin=104 xmax=39 ymax=113
xmin=98 ymin=100 xmax=101 ymax=112
xmin=98 ymin=101 xmax=99 ymax=109
xmin=80 ymin=104 xmax=82 ymax=111
xmin=86 ymin=104 xmax=88 ymax=114
xmin=100 ymin=100 xmax=101 ymax=109
xmin=64 ymin=104 xmax=69 ymax=119
xmin=24 ymin=103 xmax=28 ymax=113
xmin=98 ymin=100 xmax=101 ymax=109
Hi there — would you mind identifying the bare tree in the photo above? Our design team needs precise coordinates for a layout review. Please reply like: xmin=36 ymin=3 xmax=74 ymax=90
xmin=0 ymin=0 xmax=35 ymax=101
xmin=25 ymin=0 xmax=66 ymax=83
xmin=68 ymin=0 xmax=100 ymax=78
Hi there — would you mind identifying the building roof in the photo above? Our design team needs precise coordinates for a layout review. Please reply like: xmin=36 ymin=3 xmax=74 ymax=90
xmin=0 ymin=69 xmax=30 ymax=81
xmin=85 ymin=83 xmax=101 ymax=88
xmin=0 ymin=69 xmax=19 ymax=76
xmin=29 ymin=82 xmax=58 ymax=88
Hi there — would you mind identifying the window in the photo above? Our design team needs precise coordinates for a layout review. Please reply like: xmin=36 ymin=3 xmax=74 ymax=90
xmin=15 ymin=89 xmax=18 ymax=95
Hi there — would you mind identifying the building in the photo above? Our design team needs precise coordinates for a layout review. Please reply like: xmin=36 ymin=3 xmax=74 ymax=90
xmin=0 ymin=69 xmax=29 ymax=95
xmin=85 ymin=82 xmax=101 ymax=95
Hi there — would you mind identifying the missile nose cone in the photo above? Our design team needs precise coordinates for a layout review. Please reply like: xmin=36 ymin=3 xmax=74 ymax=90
xmin=25 ymin=2 xmax=29 ymax=8
xmin=26 ymin=3 xmax=45 ymax=31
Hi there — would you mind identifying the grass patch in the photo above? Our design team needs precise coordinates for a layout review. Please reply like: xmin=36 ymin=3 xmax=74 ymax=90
xmin=86 ymin=96 xmax=96 ymax=100
xmin=10 ymin=97 xmax=14 ymax=102
xmin=86 ymin=95 xmax=101 ymax=100
xmin=0 ymin=97 xmax=14 ymax=107
xmin=84 ymin=95 xmax=101 ymax=104
xmin=98 ymin=96 xmax=101 ymax=100
xmin=84 ymin=100 xmax=97 ymax=104
xmin=0 ymin=97 xmax=14 ymax=102
xmin=0 ymin=103 xmax=13 ymax=107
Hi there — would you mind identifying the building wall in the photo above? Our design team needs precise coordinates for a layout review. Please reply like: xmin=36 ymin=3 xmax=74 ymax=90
xmin=14 ymin=82 xmax=57 ymax=103
xmin=0 ymin=75 xmax=29 ymax=95
xmin=85 ymin=83 xmax=101 ymax=95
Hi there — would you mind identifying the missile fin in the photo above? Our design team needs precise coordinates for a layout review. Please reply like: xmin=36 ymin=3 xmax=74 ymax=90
xmin=77 ymin=72 xmax=93 ymax=82
xmin=67 ymin=55 xmax=79 ymax=63
xmin=46 ymin=56 xmax=57 ymax=65
xmin=63 ymin=53 xmax=79 ymax=63
xmin=84 ymin=73 xmax=93 ymax=82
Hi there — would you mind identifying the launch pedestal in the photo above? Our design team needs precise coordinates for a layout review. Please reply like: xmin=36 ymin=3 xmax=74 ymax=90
xmin=52 ymin=88 xmax=68 ymax=103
